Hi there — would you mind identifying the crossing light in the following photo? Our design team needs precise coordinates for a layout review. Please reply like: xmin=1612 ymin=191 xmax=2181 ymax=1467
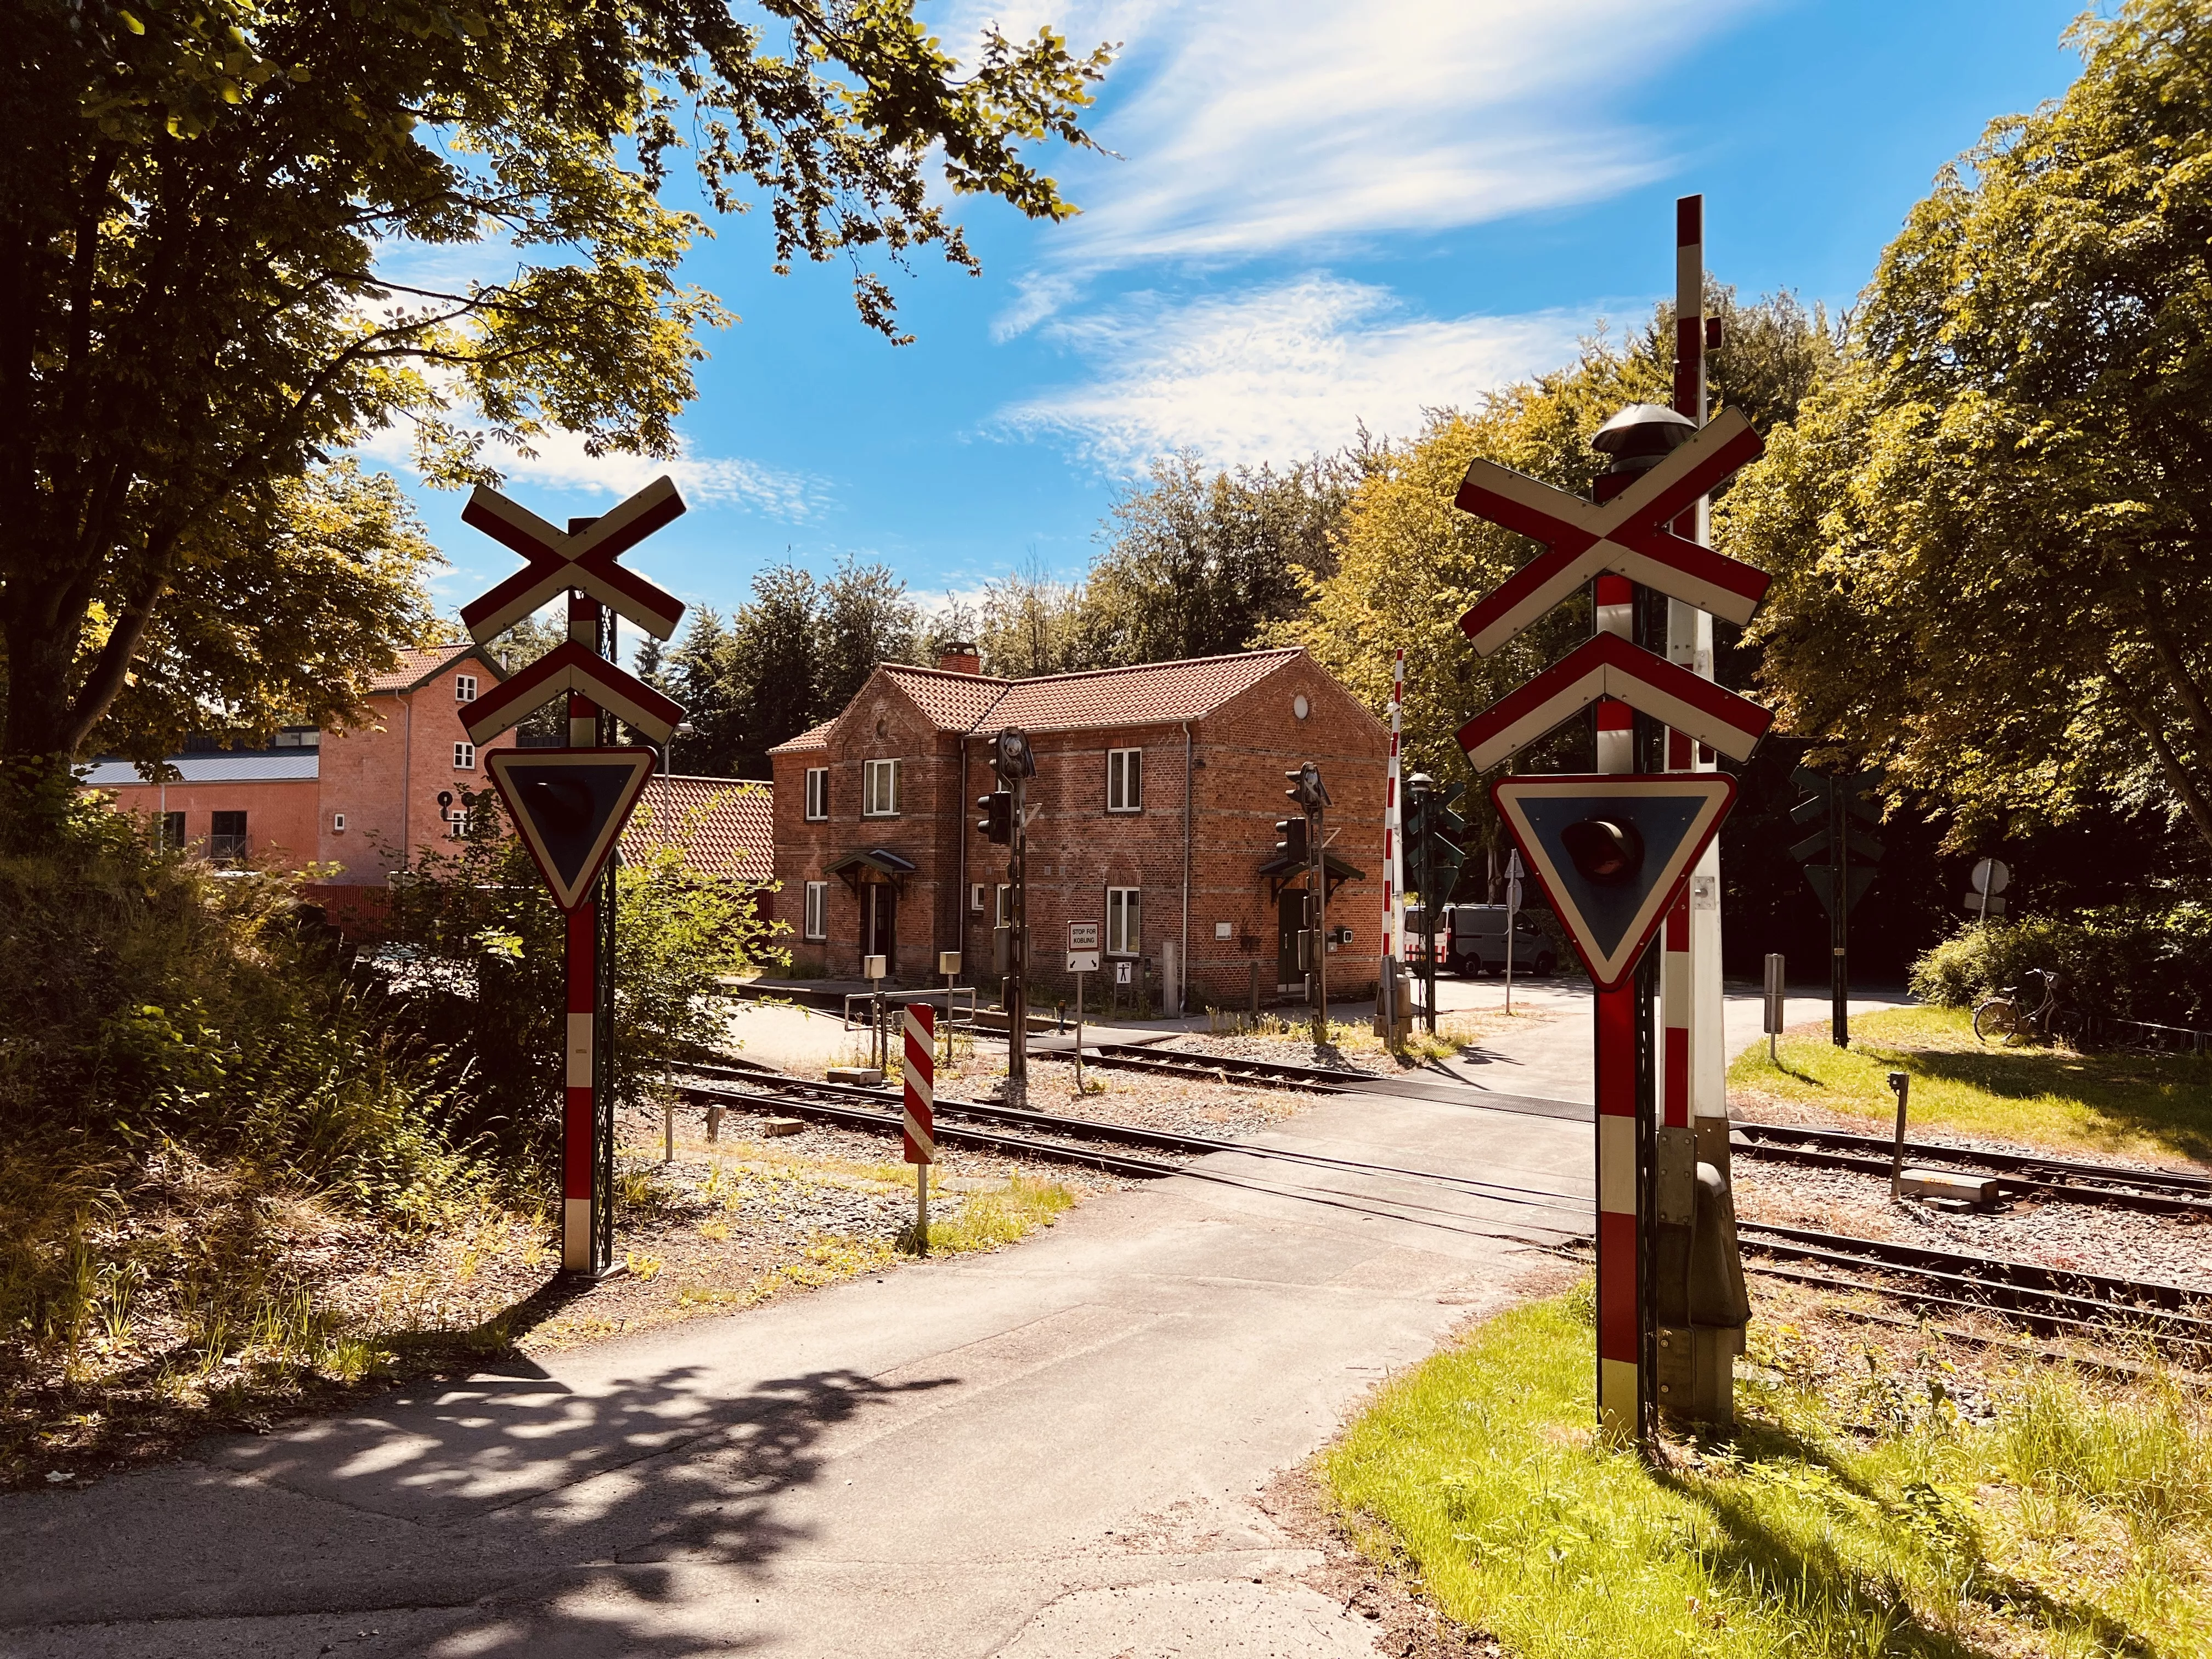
xmin=1561 ymin=817 xmax=1644 ymax=885
xmin=1274 ymin=816 xmax=1309 ymax=864
xmin=1284 ymin=761 xmax=1330 ymax=809
xmin=977 ymin=789 xmax=1013 ymax=845
xmin=994 ymin=726 xmax=1036 ymax=783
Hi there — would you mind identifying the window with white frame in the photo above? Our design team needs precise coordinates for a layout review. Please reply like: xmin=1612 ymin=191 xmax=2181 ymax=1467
xmin=453 ymin=742 xmax=476 ymax=770
xmin=803 ymin=881 xmax=828 ymax=940
xmin=970 ymin=883 xmax=986 ymax=912
xmin=455 ymin=674 xmax=477 ymax=702
xmin=1105 ymin=887 xmax=1142 ymax=956
xmin=994 ymin=884 xmax=1011 ymax=926
xmin=804 ymin=766 xmax=829 ymax=820
xmin=1107 ymin=747 xmax=1142 ymax=812
xmin=863 ymin=758 xmax=900 ymax=816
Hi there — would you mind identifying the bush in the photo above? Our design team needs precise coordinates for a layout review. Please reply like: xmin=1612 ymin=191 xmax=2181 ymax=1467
xmin=1910 ymin=902 xmax=2212 ymax=1029
xmin=372 ymin=781 xmax=785 ymax=1177
xmin=0 ymin=785 xmax=476 ymax=1369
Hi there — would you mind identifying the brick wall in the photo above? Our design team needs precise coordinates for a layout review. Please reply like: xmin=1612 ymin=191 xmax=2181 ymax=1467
xmin=318 ymin=660 xmax=517 ymax=884
xmin=771 ymin=652 xmax=1387 ymax=1007
xmin=99 ymin=778 xmax=320 ymax=865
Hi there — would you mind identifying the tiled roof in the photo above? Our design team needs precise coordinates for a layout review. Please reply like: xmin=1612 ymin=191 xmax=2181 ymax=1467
xmin=368 ymin=642 xmax=504 ymax=694
xmin=79 ymin=753 xmax=320 ymax=786
xmin=622 ymin=775 xmax=772 ymax=882
xmin=768 ymin=719 xmax=836 ymax=755
xmin=777 ymin=649 xmax=1311 ymax=744
xmin=984 ymin=649 xmax=1303 ymax=732
xmin=876 ymin=663 xmax=1019 ymax=730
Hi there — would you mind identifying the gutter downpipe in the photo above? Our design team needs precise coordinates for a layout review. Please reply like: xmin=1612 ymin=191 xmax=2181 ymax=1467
xmin=1181 ymin=719 xmax=1194 ymax=1019
xmin=956 ymin=734 xmax=967 ymax=971
xmin=399 ymin=690 xmax=414 ymax=874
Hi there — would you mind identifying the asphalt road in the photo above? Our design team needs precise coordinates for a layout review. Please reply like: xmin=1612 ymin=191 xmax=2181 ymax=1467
xmin=1 ymin=1085 xmax=1589 ymax=1658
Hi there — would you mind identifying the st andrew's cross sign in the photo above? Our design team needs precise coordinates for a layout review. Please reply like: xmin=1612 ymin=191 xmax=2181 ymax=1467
xmin=457 ymin=475 xmax=689 ymax=1277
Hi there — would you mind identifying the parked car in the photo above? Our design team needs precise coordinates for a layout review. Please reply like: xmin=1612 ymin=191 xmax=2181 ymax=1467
xmin=1445 ymin=904 xmax=1556 ymax=977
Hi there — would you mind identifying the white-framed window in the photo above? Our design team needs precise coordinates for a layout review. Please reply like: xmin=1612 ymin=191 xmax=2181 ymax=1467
xmin=454 ymin=742 xmax=476 ymax=770
xmin=331 ymin=812 xmax=347 ymax=833
xmin=804 ymin=766 xmax=829 ymax=821
xmin=803 ymin=881 xmax=828 ymax=941
xmin=1107 ymin=747 xmax=1142 ymax=812
xmin=455 ymin=674 xmax=477 ymax=703
xmin=863 ymin=758 xmax=900 ymax=816
xmin=1106 ymin=887 xmax=1142 ymax=956
xmin=994 ymin=883 xmax=1011 ymax=926
xmin=970 ymin=883 xmax=986 ymax=912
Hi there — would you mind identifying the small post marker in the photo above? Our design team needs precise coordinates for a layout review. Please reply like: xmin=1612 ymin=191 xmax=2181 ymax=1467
xmin=1764 ymin=952 xmax=1786 ymax=1065
xmin=1887 ymin=1070 xmax=1911 ymax=1200
xmin=902 ymin=1003 xmax=937 ymax=1252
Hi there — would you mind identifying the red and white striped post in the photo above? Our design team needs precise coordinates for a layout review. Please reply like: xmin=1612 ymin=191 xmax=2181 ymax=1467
xmin=561 ymin=590 xmax=604 ymax=1273
xmin=1590 ymin=564 xmax=1641 ymax=1435
xmin=1378 ymin=648 xmax=1406 ymax=1038
xmin=903 ymin=1002 xmax=937 ymax=1251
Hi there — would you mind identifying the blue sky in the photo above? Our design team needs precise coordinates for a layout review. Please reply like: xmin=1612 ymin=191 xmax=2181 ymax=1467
xmin=372 ymin=0 xmax=2091 ymax=640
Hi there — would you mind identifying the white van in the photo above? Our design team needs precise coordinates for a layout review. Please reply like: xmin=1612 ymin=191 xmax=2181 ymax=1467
xmin=1444 ymin=905 xmax=1556 ymax=977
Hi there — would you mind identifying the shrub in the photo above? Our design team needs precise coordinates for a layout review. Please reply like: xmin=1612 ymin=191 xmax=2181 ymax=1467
xmin=373 ymin=781 xmax=786 ymax=1176
xmin=1910 ymin=902 xmax=2212 ymax=1028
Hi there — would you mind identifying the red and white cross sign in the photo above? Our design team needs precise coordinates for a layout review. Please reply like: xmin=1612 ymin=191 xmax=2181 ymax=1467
xmin=1454 ymin=408 xmax=1768 ymax=657
xmin=1457 ymin=631 xmax=1771 ymax=772
xmin=460 ymin=475 xmax=689 ymax=643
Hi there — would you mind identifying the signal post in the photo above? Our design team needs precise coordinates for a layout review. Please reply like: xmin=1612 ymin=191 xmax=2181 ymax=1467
xmin=1451 ymin=221 xmax=1773 ymax=1434
xmin=456 ymin=478 xmax=690 ymax=1278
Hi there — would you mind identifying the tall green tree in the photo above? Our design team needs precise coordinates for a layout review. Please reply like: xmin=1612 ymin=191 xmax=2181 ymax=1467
xmin=1080 ymin=452 xmax=1353 ymax=667
xmin=978 ymin=555 xmax=1089 ymax=678
xmin=1726 ymin=0 xmax=2212 ymax=855
xmin=2 ymin=0 xmax=1109 ymax=797
xmin=815 ymin=554 xmax=917 ymax=713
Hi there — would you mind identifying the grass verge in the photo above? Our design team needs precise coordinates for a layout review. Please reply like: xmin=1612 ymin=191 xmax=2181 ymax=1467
xmin=1323 ymin=1286 xmax=2212 ymax=1657
xmin=1730 ymin=1005 xmax=2212 ymax=1166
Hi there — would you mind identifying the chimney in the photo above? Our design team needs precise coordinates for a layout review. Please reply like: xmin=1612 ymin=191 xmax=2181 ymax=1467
xmin=937 ymin=642 xmax=982 ymax=675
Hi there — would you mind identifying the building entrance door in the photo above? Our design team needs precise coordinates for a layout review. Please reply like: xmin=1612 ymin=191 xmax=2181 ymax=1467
xmin=1277 ymin=888 xmax=1309 ymax=990
xmin=861 ymin=883 xmax=898 ymax=970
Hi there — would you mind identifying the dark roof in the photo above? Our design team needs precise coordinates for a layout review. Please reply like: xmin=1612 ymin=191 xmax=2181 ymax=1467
xmin=1256 ymin=849 xmax=1367 ymax=881
xmin=823 ymin=847 xmax=920 ymax=885
xmin=621 ymin=776 xmax=772 ymax=882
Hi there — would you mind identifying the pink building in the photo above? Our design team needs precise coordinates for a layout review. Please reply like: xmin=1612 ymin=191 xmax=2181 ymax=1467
xmin=82 ymin=641 xmax=516 ymax=883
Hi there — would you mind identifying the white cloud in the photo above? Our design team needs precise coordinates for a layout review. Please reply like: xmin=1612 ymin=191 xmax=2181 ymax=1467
xmin=997 ymin=274 xmax=1583 ymax=469
xmin=356 ymin=422 xmax=823 ymax=521
xmin=972 ymin=0 xmax=1756 ymax=334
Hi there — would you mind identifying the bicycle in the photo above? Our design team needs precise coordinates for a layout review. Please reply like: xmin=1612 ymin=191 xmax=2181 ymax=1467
xmin=1973 ymin=968 xmax=2084 ymax=1047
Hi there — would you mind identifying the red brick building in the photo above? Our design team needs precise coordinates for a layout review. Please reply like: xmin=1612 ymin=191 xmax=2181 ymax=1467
xmin=769 ymin=647 xmax=1388 ymax=1011
xmin=83 ymin=642 xmax=517 ymax=882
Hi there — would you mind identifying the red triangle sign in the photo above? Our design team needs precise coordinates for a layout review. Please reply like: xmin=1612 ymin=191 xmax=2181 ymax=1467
xmin=487 ymin=749 xmax=658 ymax=910
xmin=1491 ymin=774 xmax=1736 ymax=990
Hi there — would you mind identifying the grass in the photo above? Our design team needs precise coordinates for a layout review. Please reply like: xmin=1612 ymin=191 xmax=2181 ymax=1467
xmin=1199 ymin=1005 xmax=1542 ymax=1066
xmin=1730 ymin=1005 xmax=2212 ymax=1167
xmin=1323 ymin=1287 xmax=2212 ymax=1658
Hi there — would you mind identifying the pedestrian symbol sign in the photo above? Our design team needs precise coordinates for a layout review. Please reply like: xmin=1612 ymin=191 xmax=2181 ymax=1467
xmin=1491 ymin=775 xmax=1737 ymax=990
xmin=486 ymin=748 xmax=659 ymax=911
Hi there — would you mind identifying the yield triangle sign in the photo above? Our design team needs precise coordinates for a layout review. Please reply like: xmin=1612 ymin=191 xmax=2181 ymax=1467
xmin=487 ymin=749 xmax=658 ymax=910
xmin=1490 ymin=774 xmax=1737 ymax=990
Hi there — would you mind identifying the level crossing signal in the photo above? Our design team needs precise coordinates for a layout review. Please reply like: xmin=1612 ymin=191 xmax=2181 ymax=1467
xmin=1787 ymin=765 xmax=1884 ymax=1048
xmin=1404 ymin=779 xmax=1466 ymax=904
xmin=1273 ymin=815 xmax=1309 ymax=863
xmin=977 ymin=789 xmax=1013 ymax=845
xmin=1788 ymin=765 xmax=1884 ymax=919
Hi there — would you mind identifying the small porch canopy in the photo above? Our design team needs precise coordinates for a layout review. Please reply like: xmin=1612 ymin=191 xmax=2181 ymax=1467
xmin=1256 ymin=849 xmax=1364 ymax=903
xmin=823 ymin=847 xmax=918 ymax=894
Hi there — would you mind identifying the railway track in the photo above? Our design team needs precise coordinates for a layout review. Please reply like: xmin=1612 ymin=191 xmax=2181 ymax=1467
xmin=1729 ymin=1121 xmax=2212 ymax=1216
xmin=667 ymin=1059 xmax=2212 ymax=1352
xmin=1010 ymin=1039 xmax=2212 ymax=1218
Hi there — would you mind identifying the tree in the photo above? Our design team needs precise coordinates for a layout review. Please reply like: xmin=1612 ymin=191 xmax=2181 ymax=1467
xmin=816 ymin=555 xmax=917 ymax=712
xmin=2 ymin=0 xmax=1109 ymax=798
xmin=1726 ymin=0 xmax=2212 ymax=857
xmin=978 ymin=555 xmax=1089 ymax=678
xmin=1080 ymin=452 xmax=1353 ymax=667
xmin=92 ymin=460 xmax=443 ymax=760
